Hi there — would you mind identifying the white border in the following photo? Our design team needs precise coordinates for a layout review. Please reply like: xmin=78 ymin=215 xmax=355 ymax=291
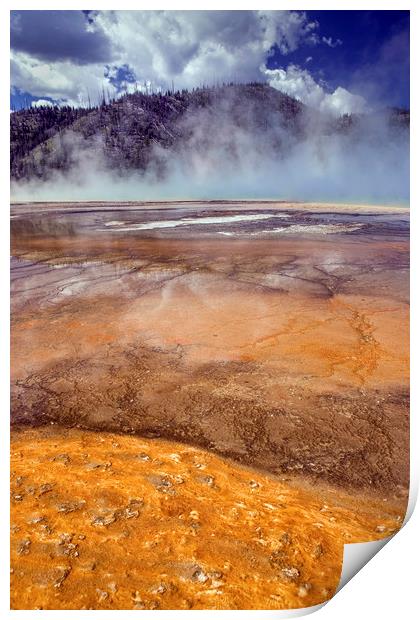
xmin=2 ymin=2 xmax=418 ymax=619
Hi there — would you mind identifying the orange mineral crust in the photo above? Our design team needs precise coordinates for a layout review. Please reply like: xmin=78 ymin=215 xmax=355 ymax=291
xmin=10 ymin=201 xmax=409 ymax=610
xmin=10 ymin=427 xmax=403 ymax=611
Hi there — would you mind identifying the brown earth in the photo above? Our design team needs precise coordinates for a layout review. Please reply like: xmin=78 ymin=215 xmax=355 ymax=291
xmin=10 ymin=201 xmax=409 ymax=610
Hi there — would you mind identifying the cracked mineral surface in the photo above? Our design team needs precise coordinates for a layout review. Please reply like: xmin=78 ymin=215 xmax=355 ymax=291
xmin=10 ymin=201 xmax=409 ymax=609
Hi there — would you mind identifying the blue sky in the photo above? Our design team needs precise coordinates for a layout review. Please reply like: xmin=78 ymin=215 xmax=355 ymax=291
xmin=272 ymin=10 xmax=410 ymax=108
xmin=10 ymin=10 xmax=409 ymax=113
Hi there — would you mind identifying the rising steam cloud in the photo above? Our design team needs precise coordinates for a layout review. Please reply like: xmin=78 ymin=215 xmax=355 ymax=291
xmin=11 ymin=91 xmax=409 ymax=205
xmin=10 ymin=10 xmax=409 ymax=205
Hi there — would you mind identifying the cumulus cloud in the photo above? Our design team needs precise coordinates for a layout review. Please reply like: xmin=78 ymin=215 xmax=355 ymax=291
xmin=9 ymin=11 xmax=409 ymax=204
xmin=104 ymin=64 xmax=137 ymax=94
xmin=11 ymin=10 xmax=321 ymax=105
xmin=264 ymin=65 xmax=369 ymax=116
xmin=94 ymin=10 xmax=320 ymax=88
xmin=31 ymin=99 xmax=54 ymax=108
xmin=10 ymin=10 xmax=377 ymax=116
xmin=10 ymin=10 xmax=112 ymax=64
xmin=10 ymin=53 xmax=115 ymax=107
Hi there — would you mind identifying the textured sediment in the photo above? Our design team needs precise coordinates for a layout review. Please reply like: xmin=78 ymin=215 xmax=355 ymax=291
xmin=10 ymin=427 xmax=403 ymax=610
xmin=10 ymin=201 xmax=409 ymax=609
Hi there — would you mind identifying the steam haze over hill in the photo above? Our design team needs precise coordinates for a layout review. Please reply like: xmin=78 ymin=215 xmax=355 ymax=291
xmin=10 ymin=10 xmax=409 ymax=204
xmin=10 ymin=83 xmax=409 ymax=204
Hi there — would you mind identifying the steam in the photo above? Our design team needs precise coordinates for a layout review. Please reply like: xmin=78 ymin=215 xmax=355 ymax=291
xmin=11 ymin=91 xmax=409 ymax=206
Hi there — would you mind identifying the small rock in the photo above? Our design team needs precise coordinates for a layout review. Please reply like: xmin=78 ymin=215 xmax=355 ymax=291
xmin=137 ymin=453 xmax=151 ymax=462
xmin=38 ymin=483 xmax=54 ymax=496
xmin=122 ymin=498 xmax=144 ymax=518
xmin=298 ymin=583 xmax=312 ymax=598
xmin=52 ymin=453 xmax=70 ymax=465
xmin=53 ymin=566 xmax=71 ymax=588
xmin=40 ymin=524 xmax=53 ymax=535
xmin=152 ymin=475 xmax=176 ymax=495
xmin=17 ymin=539 xmax=31 ymax=555
xmin=249 ymin=480 xmax=260 ymax=489
xmin=190 ymin=521 xmax=201 ymax=531
xmin=280 ymin=566 xmax=300 ymax=582
xmin=62 ymin=543 xmax=78 ymax=557
xmin=192 ymin=568 xmax=208 ymax=583
xmin=91 ymin=512 xmax=116 ymax=527
xmin=13 ymin=495 xmax=23 ymax=502
xmin=85 ymin=461 xmax=111 ymax=471
xmin=27 ymin=515 xmax=46 ymax=525
xmin=132 ymin=591 xmax=144 ymax=608
xmin=96 ymin=589 xmax=108 ymax=601
xmin=58 ymin=533 xmax=73 ymax=545
xmin=313 ymin=543 xmax=324 ymax=559
xmin=124 ymin=509 xmax=139 ymax=519
xmin=56 ymin=500 xmax=86 ymax=514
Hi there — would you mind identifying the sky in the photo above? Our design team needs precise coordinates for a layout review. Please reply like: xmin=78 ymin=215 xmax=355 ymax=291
xmin=10 ymin=10 xmax=410 ymax=114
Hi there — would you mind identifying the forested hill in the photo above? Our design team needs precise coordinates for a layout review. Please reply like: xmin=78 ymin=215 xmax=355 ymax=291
xmin=10 ymin=82 xmax=409 ymax=182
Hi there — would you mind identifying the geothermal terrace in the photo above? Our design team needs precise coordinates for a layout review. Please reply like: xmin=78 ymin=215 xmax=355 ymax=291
xmin=10 ymin=201 xmax=409 ymax=609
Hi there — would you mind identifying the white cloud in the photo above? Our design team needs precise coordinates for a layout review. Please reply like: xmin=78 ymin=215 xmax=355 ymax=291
xmin=264 ymin=65 xmax=369 ymax=116
xmin=94 ymin=10 xmax=315 ymax=89
xmin=10 ymin=10 xmax=368 ymax=117
xmin=323 ymin=86 xmax=369 ymax=116
xmin=31 ymin=99 xmax=54 ymax=108
xmin=322 ymin=36 xmax=343 ymax=48
xmin=11 ymin=10 xmax=320 ymax=103
xmin=11 ymin=52 xmax=117 ymax=107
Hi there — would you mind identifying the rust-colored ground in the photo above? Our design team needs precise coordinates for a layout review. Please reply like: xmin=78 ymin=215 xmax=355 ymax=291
xmin=10 ymin=427 xmax=403 ymax=610
xmin=10 ymin=201 xmax=409 ymax=610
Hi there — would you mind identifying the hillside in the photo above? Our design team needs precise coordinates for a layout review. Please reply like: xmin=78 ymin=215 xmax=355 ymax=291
xmin=10 ymin=83 xmax=409 ymax=183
